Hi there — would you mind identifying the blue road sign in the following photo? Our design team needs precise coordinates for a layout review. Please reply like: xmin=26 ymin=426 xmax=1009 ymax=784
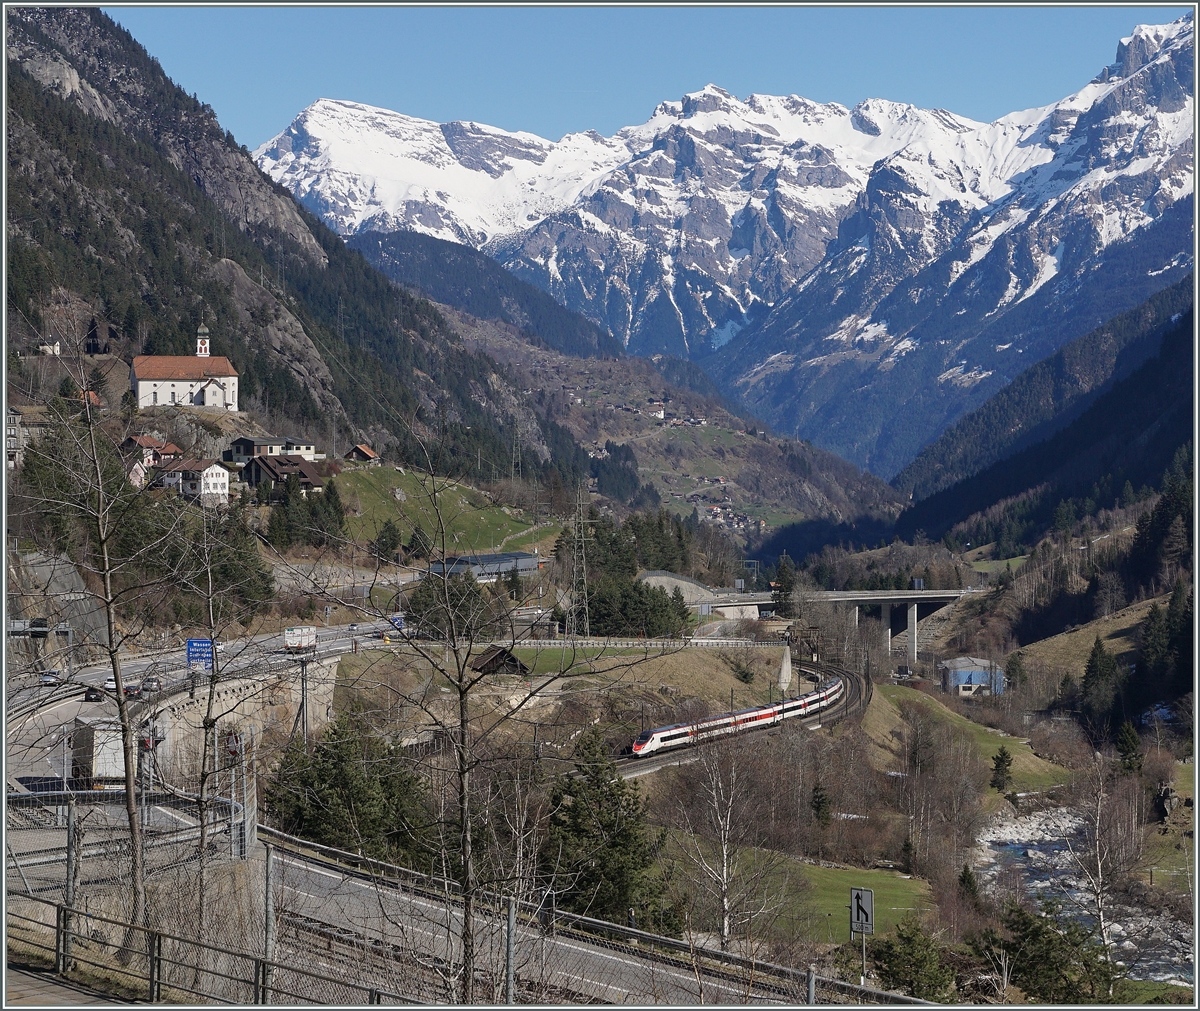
xmin=186 ymin=639 xmax=213 ymax=670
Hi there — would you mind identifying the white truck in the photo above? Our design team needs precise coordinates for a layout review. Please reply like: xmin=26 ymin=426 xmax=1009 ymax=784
xmin=283 ymin=626 xmax=318 ymax=653
xmin=72 ymin=717 xmax=125 ymax=790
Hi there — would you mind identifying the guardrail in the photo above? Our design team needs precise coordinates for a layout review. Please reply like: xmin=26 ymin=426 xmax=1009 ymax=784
xmin=6 ymin=891 xmax=423 ymax=1005
xmin=257 ymin=825 xmax=932 ymax=1005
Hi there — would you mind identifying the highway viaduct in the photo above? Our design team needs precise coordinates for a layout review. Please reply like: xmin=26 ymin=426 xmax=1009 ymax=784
xmin=641 ymin=572 xmax=978 ymax=670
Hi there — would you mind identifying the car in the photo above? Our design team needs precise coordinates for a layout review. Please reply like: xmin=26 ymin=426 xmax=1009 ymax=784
xmin=39 ymin=670 xmax=61 ymax=686
xmin=123 ymin=683 xmax=142 ymax=699
xmin=104 ymin=676 xmax=117 ymax=691
xmin=141 ymin=676 xmax=163 ymax=694
xmin=83 ymin=686 xmax=103 ymax=702
xmin=348 ymin=623 xmax=359 ymax=632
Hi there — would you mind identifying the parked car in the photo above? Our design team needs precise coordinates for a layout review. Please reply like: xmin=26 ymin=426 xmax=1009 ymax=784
xmin=104 ymin=676 xmax=117 ymax=691
xmin=123 ymin=683 xmax=142 ymax=699
xmin=39 ymin=670 xmax=61 ymax=685
xmin=141 ymin=676 xmax=163 ymax=694
xmin=84 ymin=686 xmax=103 ymax=702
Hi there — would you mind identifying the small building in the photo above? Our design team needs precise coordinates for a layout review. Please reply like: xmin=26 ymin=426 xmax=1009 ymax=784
xmin=939 ymin=656 xmax=1005 ymax=696
xmin=6 ymin=405 xmax=52 ymax=470
xmin=345 ymin=443 xmax=381 ymax=466
xmin=242 ymin=454 xmax=324 ymax=497
xmin=155 ymin=459 xmax=230 ymax=507
xmin=121 ymin=434 xmax=183 ymax=468
xmin=428 ymin=552 xmax=542 ymax=583
xmin=468 ymin=646 xmax=530 ymax=677
xmin=227 ymin=436 xmax=285 ymax=465
xmin=131 ymin=327 xmax=239 ymax=411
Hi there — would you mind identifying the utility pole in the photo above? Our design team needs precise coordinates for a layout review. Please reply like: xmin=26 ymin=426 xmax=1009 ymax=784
xmin=505 ymin=895 xmax=516 ymax=1004
xmin=566 ymin=487 xmax=590 ymax=641
xmin=263 ymin=842 xmax=275 ymax=1002
xmin=63 ymin=796 xmax=76 ymax=970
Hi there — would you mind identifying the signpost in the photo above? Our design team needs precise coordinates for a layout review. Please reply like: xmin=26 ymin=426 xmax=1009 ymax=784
xmin=850 ymin=887 xmax=874 ymax=985
xmin=186 ymin=639 xmax=213 ymax=671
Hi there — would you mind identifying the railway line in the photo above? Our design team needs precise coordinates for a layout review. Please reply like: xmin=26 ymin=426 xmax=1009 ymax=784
xmin=613 ymin=662 xmax=868 ymax=779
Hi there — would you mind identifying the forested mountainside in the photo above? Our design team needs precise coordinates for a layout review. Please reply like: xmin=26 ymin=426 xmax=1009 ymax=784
xmin=347 ymin=230 xmax=623 ymax=359
xmin=894 ymin=307 xmax=1194 ymax=548
xmin=4 ymin=7 xmax=572 ymax=483
xmin=892 ymin=276 xmax=1195 ymax=501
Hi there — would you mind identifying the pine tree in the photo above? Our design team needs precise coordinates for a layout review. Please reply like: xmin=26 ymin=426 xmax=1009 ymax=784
xmin=1081 ymin=637 xmax=1121 ymax=731
xmin=544 ymin=729 xmax=670 ymax=929
xmin=1005 ymin=651 xmax=1027 ymax=688
xmin=990 ymin=745 xmax=1013 ymax=792
xmin=1116 ymin=721 xmax=1142 ymax=773
xmin=959 ymin=864 xmax=979 ymax=905
xmin=773 ymin=553 xmax=796 ymax=619
xmin=373 ymin=519 xmax=402 ymax=561
xmin=872 ymin=913 xmax=954 ymax=1001
xmin=810 ymin=781 xmax=831 ymax=827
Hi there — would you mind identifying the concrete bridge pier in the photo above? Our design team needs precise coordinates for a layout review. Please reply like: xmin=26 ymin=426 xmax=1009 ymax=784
xmin=881 ymin=603 xmax=891 ymax=657
xmin=907 ymin=603 xmax=918 ymax=669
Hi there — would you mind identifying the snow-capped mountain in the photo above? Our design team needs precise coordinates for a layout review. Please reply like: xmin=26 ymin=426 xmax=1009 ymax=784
xmin=257 ymin=14 xmax=1193 ymax=474
xmin=708 ymin=15 xmax=1193 ymax=475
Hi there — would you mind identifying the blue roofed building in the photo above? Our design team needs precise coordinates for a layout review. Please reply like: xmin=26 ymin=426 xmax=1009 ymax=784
xmin=428 ymin=551 xmax=543 ymax=583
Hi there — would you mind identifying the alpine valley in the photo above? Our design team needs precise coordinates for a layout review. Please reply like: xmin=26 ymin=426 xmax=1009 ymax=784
xmin=257 ymin=14 xmax=1194 ymax=478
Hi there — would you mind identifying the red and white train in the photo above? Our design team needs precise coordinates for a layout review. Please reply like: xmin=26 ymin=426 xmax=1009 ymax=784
xmin=631 ymin=675 xmax=844 ymax=757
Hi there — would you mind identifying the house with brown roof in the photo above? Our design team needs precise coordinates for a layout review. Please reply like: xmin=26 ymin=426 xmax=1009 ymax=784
xmin=344 ymin=443 xmax=381 ymax=466
xmin=130 ymin=326 xmax=238 ymax=411
xmin=467 ymin=646 xmax=530 ymax=677
xmin=242 ymin=454 xmax=324 ymax=497
xmin=121 ymin=434 xmax=183 ymax=468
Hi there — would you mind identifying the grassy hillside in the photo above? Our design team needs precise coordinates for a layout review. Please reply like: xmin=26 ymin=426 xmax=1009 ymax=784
xmin=865 ymin=684 xmax=1068 ymax=796
xmin=336 ymin=467 xmax=547 ymax=555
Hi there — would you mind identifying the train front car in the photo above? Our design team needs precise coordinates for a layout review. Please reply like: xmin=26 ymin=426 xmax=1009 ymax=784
xmin=632 ymin=727 xmax=660 ymax=757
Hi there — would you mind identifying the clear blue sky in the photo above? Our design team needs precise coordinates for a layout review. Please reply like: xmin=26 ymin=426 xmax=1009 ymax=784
xmin=103 ymin=5 xmax=1192 ymax=149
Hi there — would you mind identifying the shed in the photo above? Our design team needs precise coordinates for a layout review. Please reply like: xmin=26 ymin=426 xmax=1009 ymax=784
xmin=939 ymin=656 xmax=1004 ymax=696
xmin=468 ymin=646 xmax=530 ymax=677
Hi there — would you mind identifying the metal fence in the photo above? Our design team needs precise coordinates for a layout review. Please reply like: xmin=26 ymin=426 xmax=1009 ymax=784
xmin=6 ymin=891 xmax=422 ymax=1005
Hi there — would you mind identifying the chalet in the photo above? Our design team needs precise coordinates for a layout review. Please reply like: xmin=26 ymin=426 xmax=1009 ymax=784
xmin=131 ymin=327 xmax=238 ymax=411
xmin=120 ymin=435 xmax=183 ymax=468
xmin=155 ymin=459 xmax=230 ymax=507
xmin=344 ymin=443 xmax=381 ymax=466
xmin=227 ymin=436 xmax=285 ymax=465
xmin=242 ymin=454 xmax=324 ymax=496
xmin=283 ymin=437 xmax=323 ymax=462
xmin=468 ymin=646 xmax=530 ymax=677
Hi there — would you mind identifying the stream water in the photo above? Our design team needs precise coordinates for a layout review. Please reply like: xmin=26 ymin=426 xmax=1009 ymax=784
xmin=973 ymin=807 xmax=1193 ymax=986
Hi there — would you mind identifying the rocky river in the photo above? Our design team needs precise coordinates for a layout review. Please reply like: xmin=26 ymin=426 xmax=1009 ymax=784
xmin=972 ymin=806 xmax=1193 ymax=986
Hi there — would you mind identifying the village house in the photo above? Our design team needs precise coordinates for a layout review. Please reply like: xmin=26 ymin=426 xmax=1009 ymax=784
xmin=130 ymin=326 xmax=238 ymax=411
xmin=242 ymin=454 xmax=324 ymax=497
xmin=121 ymin=434 xmax=183 ymax=468
xmin=467 ymin=646 xmax=531 ymax=677
xmin=344 ymin=443 xmax=381 ymax=466
xmin=283 ymin=437 xmax=324 ymax=462
xmin=6 ymin=405 xmax=51 ymax=470
xmin=227 ymin=435 xmax=285 ymax=465
xmin=155 ymin=458 xmax=230 ymax=507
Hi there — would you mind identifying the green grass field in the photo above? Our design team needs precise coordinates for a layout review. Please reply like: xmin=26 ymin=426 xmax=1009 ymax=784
xmin=335 ymin=467 xmax=548 ymax=554
xmin=798 ymin=863 xmax=933 ymax=942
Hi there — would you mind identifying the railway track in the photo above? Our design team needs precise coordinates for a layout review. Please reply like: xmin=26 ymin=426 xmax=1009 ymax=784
xmin=613 ymin=662 xmax=868 ymax=778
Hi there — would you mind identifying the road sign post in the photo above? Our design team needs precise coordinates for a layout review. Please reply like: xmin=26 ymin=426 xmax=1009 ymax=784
xmin=186 ymin=639 xmax=213 ymax=672
xmin=850 ymin=887 xmax=873 ymax=985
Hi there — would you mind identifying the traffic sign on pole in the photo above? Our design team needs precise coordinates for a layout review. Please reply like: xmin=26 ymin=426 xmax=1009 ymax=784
xmin=186 ymin=639 xmax=213 ymax=670
xmin=850 ymin=887 xmax=874 ymax=935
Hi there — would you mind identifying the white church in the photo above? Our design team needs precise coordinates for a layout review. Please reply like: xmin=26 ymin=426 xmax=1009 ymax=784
xmin=130 ymin=325 xmax=239 ymax=411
